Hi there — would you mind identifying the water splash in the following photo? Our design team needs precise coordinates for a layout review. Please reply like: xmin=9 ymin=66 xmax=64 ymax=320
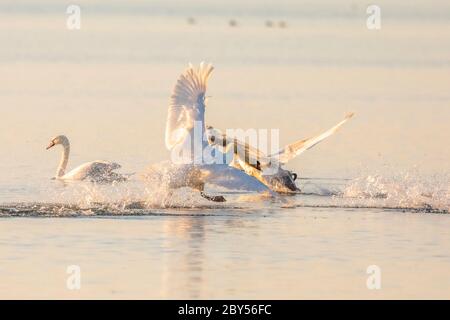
xmin=338 ymin=173 xmax=449 ymax=213
xmin=0 ymin=171 xmax=448 ymax=217
xmin=0 ymin=177 xmax=252 ymax=216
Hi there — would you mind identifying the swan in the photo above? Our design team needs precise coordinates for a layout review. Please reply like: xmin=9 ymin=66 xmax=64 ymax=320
xmin=46 ymin=135 xmax=127 ymax=183
xmin=206 ymin=113 xmax=355 ymax=193
xmin=144 ymin=62 xmax=273 ymax=202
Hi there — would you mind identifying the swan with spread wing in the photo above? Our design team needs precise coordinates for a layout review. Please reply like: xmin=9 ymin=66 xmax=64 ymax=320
xmin=144 ymin=62 xmax=273 ymax=202
xmin=206 ymin=113 xmax=354 ymax=193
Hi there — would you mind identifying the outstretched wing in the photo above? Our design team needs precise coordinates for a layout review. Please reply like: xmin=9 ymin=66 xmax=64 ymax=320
xmin=165 ymin=62 xmax=214 ymax=151
xmin=270 ymin=113 xmax=354 ymax=165
xmin=207 ymin=113 xmax=354 ymax=170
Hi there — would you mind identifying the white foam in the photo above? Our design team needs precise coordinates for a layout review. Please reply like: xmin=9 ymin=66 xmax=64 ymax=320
xmin=339 ymin=173 xmax=449 ymax=213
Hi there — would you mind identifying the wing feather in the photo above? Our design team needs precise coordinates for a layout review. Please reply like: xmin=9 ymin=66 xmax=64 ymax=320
xmin=270 ymin=113 xmax=354 ymax=164
xmin=206 ymin=113 xmax=354 ymax=170
xmin=165 ymin=63 xmax=214 ymax=150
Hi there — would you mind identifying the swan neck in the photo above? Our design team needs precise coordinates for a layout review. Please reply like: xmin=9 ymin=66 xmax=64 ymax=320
xmin=57 ymin=143 xmax=70 ymax=177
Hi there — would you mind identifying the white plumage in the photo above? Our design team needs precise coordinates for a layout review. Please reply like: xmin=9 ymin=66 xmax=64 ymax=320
xmin=165 ymin=62 xmax=214 ymax=152
xmin=60 ymin=161 xmax=123 ymax=182
xmin=271 ymin=113 xmax=354 ymax=165
xmin=46 ymin=135 xmax=126 ymax=183
xmin=156 ymin=62 xmax=273 ymax=201
xmin=206 ymin=113 xmax=355 ymax=193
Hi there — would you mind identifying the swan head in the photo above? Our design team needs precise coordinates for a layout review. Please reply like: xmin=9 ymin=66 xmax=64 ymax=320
xmin=46 ymin=135 xmax=69 ymax=150
xmin=263 ymin=168 xmax=300 ymax=193
xmin=205 ymin=126 xmax=218 ymax=144
xmin=205 ymin=125 xmax=226 ymax=146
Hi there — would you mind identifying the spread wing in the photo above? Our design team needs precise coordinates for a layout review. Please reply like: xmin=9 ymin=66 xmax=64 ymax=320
xmin=165 ymin=62 xmax=214 ymax=151
xmin=269 ymin=113 xmax=355 ymax=165
xmin=206 ymin=113 xmax=354 ymax=170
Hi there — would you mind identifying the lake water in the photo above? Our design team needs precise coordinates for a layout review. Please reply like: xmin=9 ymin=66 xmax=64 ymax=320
xmin=0 ymin=0 xmax=449 ymax=299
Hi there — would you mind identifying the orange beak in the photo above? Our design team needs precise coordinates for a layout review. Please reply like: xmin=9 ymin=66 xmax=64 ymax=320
xmin=46 ymin=141 xmax=55 ymax=150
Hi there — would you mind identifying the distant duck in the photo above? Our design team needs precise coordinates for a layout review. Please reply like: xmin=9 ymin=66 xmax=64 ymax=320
xmin=187 ymin=17 xmax=196 ymax=25
xmin=228 ymin=19 xmax=237 ymax=27
xmin=278 ymin=21 xmax=287 ymax=28
xmin=46 ymin=135 xmax=127 ymax=183
xmin=265 ymin=20 xmax=274 ymax=28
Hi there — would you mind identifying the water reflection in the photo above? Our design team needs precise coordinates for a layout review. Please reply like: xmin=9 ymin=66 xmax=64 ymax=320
xmin=160 ymin=216 xmax=206 ymax=298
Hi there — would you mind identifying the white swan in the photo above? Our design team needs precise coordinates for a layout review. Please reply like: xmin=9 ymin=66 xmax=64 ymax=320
xmin=144 ymin=62 xmax=272 ymax=202
xmin=206 ymin=113 xmax=354 ymax=193
xmin=46 ymin=135 xmax=126 ymax=183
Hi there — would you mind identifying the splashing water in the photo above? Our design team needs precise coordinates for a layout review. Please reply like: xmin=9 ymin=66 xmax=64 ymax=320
xmin=0 ymin=170 xmax=448 ymax=217
xmin=338 ymin=173 xmax=449 ymax=213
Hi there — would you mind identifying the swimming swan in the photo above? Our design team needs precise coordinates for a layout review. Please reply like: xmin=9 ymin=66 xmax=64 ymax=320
xmin=46 ymin=135 xmax=126 ymax=183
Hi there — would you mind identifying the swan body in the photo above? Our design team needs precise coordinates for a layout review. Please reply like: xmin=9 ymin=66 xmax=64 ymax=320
xmin=206 ymin=113 xmax=355 ymax=193
xmin=46 ymin=135 xmax=126 ymax=183
xmin=154 ymin=62 xmax=272 ymax=202
xmin=144 ymin=161 xmax=270 ymax=193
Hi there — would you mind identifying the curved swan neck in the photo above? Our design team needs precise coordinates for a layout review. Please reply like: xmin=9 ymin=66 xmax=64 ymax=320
xmin=56 ymin=141 xmax=70 ymax=177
